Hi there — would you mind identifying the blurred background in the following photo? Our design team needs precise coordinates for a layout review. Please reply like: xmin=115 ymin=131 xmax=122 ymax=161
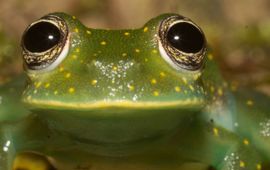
xmin=0 ymin=0 xmax=269 ymax=94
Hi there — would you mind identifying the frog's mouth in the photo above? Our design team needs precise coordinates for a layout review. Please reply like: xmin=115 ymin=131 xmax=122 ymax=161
xmin=22 ymin=98 xmax=205 ymax=111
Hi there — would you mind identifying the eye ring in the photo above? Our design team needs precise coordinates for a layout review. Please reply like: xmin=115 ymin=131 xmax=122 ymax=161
xmin=21 ymin=14 xmax=69 ymax=72
xmin=158 ymin=15 xmax=206 ymax=71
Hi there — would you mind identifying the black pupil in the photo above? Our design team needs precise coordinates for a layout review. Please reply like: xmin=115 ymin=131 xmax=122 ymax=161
xmin=167 ymin=22 xmax=204 ymax=53
xmin=23 ymin=21 xmax=61 ymax=53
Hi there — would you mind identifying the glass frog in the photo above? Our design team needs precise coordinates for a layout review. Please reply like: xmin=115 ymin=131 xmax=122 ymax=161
xmin=0 ymin=12 xmax=269 ymax=170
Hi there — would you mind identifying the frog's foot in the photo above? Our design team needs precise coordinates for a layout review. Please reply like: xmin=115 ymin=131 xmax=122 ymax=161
xmin=12 ymin=151 xmax=56 ymax=170
xmin=216 ymin=143 xmax=266 ymax=170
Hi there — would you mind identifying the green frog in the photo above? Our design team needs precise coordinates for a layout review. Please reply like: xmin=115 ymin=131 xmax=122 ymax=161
xmin=0 ymin=12 xmax=269 ymax=170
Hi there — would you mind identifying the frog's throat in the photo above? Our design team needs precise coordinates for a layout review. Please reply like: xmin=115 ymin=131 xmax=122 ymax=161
xmin=23 ymin=98 xmax=205 ymax=110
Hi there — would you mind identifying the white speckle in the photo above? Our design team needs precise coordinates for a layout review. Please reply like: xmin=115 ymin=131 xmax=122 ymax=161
xmin=234 ymin=122 xmax=239 ymax=127
xmin=71 ymin=34 xmax=82 ymax=47
xmin=259 ymin=119 xmax=270 ymax=137
xmin=223 ymin=152 xmax=240 ymax=170
xmin=2 ymin=140 xmax=11 ymax=152
xmin=3 ymin=147 xmax=8 ymax=152
xmin=5 ymin=141 xmax=10 ymax=147
xmin=132 ymin=95 xmax=138 ymax=101
xmin=94 ymin=60 xmax=139 ymax=98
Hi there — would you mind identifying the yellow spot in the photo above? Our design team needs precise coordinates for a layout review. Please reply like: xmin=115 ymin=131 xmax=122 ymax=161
xmin=256 ymin=163 xmax=262 ymax=170
xmin=152 ymin=49 xmax=158 ymax=54
xmin=151 ymin=79 xmax=157 ymax=84
xmin=246 ymin=100 xmax=254 ymax=106
xmin=65 ymin=73 xmax=71 ymax=78
xmin=208 ymin=54 xmax=214 ymax=60
xmin=182 ymin=77 xmax=187 ymax=84
xmin=59 ymin=66 xmax=64 ymax=72
xmin=72 ymin=16 xmax=76 ymax=19
xmin=243 ymin=139 xmax=249 ymax=145
xmin=193 ymin=73 xmax=201 ymax=80
xmin=135 ymin=49 xmax=140 ymax=53
xmin=113 ymin=66 xmax=118 ymax=71
xmin=239 ymin=161 xmax=245 ymax=168
xmin=91 ymin=79 xmax=98 ymax=86
xmin=218 ymin=88 xmax=223 ymax=96
xmin=213 ymin=128 xmax=219 ymax=136
xmin=100 ymin=41 xmax=107 ymax=45
xmin=68 ymin=87 xmax=75 ymax=93
xmin=143 ymin=27 xmax=148 ymax=32
xmin=54 ymin=91 xmax=58 ymax=95
xmin=145 ymin=58 xmax=148 ymax=62
xmin=124 ymin=32 xmax=130 ymax=36
xmin=86 ymin=30 xmax=91 ymax=34
xmin=128 ymin=84 xmax=135 ymax=91
xmin=74 ymin=28 xmax=79 ymax=33
xmin=34 ymin=82 xmax=42 ymax=88
xmin=153 ymin=91 xmax=159 ymax=96
xmin=175 ymin=86 xmax=181 ymax=92
xmin=76 ymin=48 xmax=80 ymax=53
xmin=33 ymin=90 xmax=37 ymax=94
xmin=122 ymin=53 xmax=127 ymax=57
xmin=160 ymin=72 xmax=166 ymax=77
xmin=189 ymin=85 xmax=195 ymax=91
xmin=72 ymin=55 xmax=78 ymax=59
xmin=44 ymin=83 xmax=50 ymax=88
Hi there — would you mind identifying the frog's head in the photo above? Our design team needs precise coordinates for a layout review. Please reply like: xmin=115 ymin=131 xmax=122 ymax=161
xmin=21 ymin=13 xmax=208 ymax=149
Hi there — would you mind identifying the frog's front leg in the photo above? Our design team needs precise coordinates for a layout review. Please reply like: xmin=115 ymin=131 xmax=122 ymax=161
xmin=0 ymin=115 xmax=62 ymax=170
xmin=0 ymin=124 xmax=17 ymax=170
xmin=217 ymin=142 xmax=264 ymax=170
xmin=233 ymin=90 xmax=270 ymax=161
xmin=174 ymin=115 xmax=266 ymax=170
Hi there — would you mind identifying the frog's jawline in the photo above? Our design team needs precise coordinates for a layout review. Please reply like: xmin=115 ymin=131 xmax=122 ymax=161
xmin=23 ymin=98 xmax=205 ymax=110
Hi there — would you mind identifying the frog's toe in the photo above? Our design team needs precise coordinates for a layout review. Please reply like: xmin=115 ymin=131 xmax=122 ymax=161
xmin=12 ymin=151 xmax=56 ymax=170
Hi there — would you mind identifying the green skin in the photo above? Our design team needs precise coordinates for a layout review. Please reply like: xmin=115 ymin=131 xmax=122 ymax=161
xmin=0 ymin=13 xmax=269 ymax=170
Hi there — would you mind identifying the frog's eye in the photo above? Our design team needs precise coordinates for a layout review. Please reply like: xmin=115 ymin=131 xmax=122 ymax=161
xmin=21 ymin=15 xmax=69 ymax=71
xmin=158 ymin=15 xmax=206 ymax=71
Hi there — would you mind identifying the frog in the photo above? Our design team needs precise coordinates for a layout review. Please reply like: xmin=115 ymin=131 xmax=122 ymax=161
xmin=0 ymin=12 xmax=269 ymax=170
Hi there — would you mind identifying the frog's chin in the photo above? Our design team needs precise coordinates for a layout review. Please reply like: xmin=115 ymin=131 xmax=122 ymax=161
xmin=33 ymin=105 xmax=200 ymax=156
xmin=23 ymin=98 xmax=204 ymax=155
